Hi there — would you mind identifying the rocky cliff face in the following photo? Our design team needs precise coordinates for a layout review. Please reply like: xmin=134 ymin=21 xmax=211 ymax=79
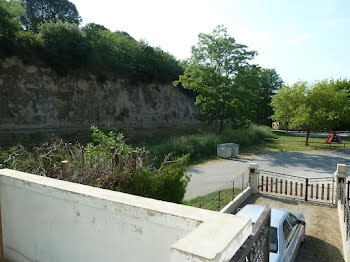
xmin=0 ymin=57 xmax=198 ymax=130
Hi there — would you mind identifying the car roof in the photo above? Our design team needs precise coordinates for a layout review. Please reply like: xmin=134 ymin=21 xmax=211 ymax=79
xmin=236 ymin=204 xmax=296 ymax=228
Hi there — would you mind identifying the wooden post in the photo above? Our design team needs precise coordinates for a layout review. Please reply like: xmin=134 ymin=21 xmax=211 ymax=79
xmin=61 ymin=160 xmax=69 ymax=180
xmin=110 ymin=147 xmax=115 ymax=154
xmin=321 ymin=184 xmax=325 ymax=200
xmin=68 ymin=143 xmax=73 ymax=155
xmin=311 ymin=184 xmax=314 ymax=198
xmin=110 ymin=147 xmax=116 ymax=168
xmin=128 ymin=151 xmax=138 ymax=171
xmin=300 ymin=183 xmax=303 ymax=197
xmin=290 ymin=181 xmax=293 ymax=195
xmin=266 ymin=176 xmax=269 ymax=192
xmin=116 ymin=153 xmax=122 ymax=172
xmin=261 ymin=175 xmax=264 ymax=192
xmin=270 ymin=177 xmax=273 ymax=193
xmin=132 ymin=151 xmax=137 ymax=170
xmin=280 ymin=180 xmax=283 ymax=194
xmin=143 ymin=151 xmax=149 ymax=166
xmin=295 ymin=182 xmax=298 ymax=196
xmin=316 ymin=184 xmax=319 ymax=199
xmin=327 ymin=183 xmax=330 ymax=201
xmin=33 ymin=147 xmax=39 ymax=164
xmin=285 ymin=180 xmax=288 ymax=195
xmin=275 ymin=178 xmax=278 ymax=193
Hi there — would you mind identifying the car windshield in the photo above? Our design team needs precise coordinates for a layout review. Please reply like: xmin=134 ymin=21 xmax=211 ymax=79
xmin=270 ymin=227 xmax=278 ymax=253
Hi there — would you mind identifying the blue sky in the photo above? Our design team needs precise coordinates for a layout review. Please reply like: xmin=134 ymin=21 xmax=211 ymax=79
xmin=71 ymin=0 xmax=350 ymax=85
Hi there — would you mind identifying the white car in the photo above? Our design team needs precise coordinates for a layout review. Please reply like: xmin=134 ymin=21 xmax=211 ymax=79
xmin=237 ymin=204 xmax=306 ymax=262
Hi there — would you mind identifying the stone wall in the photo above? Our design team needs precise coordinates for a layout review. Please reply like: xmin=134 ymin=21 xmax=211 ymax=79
xmin=0 ymin=57 xmax=198 ymax=130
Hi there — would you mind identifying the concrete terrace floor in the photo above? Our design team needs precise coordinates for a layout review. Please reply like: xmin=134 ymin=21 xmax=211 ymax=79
xmin=185 ymin=149 xmax=350 ymax=200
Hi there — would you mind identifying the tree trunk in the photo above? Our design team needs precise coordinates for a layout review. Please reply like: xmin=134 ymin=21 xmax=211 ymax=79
xmin=219 ymin=118 xmax=224 ymax=134
xmin=214 ymin=105 xmax=219 ymax=134
xmin=305 ymin=129 xmax=310 ymax=146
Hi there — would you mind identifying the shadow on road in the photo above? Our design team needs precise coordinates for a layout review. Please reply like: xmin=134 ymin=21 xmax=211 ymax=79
xmin=251 ymin=150 xmax=350 ymax=174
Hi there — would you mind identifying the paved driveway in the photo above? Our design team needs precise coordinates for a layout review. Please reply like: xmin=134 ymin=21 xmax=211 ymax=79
xmin=240 ymin=195 xmax=344 ymax=262
xmin=185 ymin=150 xmax=350 ymax=200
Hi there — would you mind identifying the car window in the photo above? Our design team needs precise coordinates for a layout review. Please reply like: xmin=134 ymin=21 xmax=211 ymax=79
xmin=287 ymin=213 xmax=298 ymax=228
xmin=282 ymin=220 xmax=291 ymax=239
xmin=283 ymin=220 xmax=292 ymax=247
xmin=270 ymin=227 xmax=278 ymax=253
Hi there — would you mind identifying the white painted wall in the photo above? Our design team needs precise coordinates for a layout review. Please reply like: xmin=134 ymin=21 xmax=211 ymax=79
xmin=338 ymin=200 xmax=350 ymax=262
xmin=0 ymin=169 xmax=251 ymax=262
xmin=220 ymin=187 xmax=252 ymax=214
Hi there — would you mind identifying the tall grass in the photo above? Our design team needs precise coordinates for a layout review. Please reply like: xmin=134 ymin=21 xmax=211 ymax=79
xmin=148 ymin=125 xmax=274 ymax=167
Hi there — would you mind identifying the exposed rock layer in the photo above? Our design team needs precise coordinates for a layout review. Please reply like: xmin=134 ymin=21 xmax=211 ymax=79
xmin=0 ymin=57 xmax=198 ymax=130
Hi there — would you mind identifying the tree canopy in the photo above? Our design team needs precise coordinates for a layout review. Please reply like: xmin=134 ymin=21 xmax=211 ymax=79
xmin=0 ymin=1 xmax=183 ymax=83
xmin=271 ymin=80 xmax=350 ymax=145
xmin=20 ymin=0 xmax=81 ymax=32
xmin=235 ymin=65 xmax=283 ymax=125
xmin=175 ymin=25 xmax=282 ymax=132
xmin=0 ymin=0 xmax=25 ymax=53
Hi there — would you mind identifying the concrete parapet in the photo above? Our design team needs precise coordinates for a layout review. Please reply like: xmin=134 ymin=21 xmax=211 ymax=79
xmin=220 ymin=187 xmax=253 ymax=214
xmin=0 ymin=168 xmax=252 ymax=262
xmin=334 ymin=164 xmax=348 ymax=206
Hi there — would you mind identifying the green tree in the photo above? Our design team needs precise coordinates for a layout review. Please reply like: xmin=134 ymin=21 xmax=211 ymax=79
xmin=20 ymin=0 xmax=81 ymax=32
xmin=271 ymin=80 xmax=350 ymax=145
xmin=235 ymin=65 xmax=283 ymax=125
xmin=0 ymin=0 xmax=25 ymax=53
xmin=38 ymin=21 xmax=87 ymax=73
xmin=174 ymin=25 xmax=257 ymax=133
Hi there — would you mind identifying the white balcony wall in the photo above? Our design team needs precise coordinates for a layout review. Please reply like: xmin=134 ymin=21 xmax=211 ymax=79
xmin=0 ymin=169 xmax=251 ymax=262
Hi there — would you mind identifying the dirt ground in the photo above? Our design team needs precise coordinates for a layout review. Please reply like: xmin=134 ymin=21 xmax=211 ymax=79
xmin=241 ymin=194 xmax=344 ymax=262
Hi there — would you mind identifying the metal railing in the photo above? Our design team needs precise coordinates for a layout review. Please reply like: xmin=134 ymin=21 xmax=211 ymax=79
xmin=189 ymin=170 xmax=249 ymax=211
xmin=231 ymin=206 xmax=271 ymax=262
xmin=258 ymin=170 xmax=334 ymax=205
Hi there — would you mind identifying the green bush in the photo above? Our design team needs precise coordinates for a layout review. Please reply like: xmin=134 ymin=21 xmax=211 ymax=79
xmin=148 ymin=125 xmax=273 ymax=167
xmin=2 ymin=126 xmax=190 ymax=204
xmin=121 ymin=155 xmax=190 ymax=203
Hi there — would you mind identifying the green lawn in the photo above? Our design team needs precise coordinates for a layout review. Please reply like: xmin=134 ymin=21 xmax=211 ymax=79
xmin=240 ymin=131 xmax=349 ymax=155
xmin=183 ymin=188 xmax=244 ymax=211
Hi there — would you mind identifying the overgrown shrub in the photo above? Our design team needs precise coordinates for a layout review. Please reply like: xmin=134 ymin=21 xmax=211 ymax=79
xmin=148 ymin=125 xmax=273 ymax=167
xmin=2 ymin=126 xmax=190 ymax=203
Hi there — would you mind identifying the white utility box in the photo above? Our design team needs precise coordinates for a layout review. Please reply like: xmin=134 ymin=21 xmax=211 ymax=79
xmin=217 ymin=143 xmax=239 ymax=158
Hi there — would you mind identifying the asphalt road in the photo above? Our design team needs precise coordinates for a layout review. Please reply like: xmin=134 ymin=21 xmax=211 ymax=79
xmin=184 ymin=149 xmax=350 ymax=200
